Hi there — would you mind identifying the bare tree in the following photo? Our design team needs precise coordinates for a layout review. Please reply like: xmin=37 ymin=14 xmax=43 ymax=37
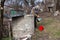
xmin=1 ymin=0 xmax=5 ymax=40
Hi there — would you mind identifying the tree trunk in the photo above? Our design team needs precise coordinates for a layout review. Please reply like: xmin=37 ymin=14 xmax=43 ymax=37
xmin=1 ymin=0 xmax=5 ymax=40
xmin=56 ymin=0 xmax=60 ymax=11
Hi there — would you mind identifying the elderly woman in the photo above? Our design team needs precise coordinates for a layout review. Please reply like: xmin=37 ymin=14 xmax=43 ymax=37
xmin=31 ymin=5 xmax=40 ymax=28
xmin=3 ymin=11 xmax=12 ymax=37
xmin=3 ymin=11 xmax=12 ymax=27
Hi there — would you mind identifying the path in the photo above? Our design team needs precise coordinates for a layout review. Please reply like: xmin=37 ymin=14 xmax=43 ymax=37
xmin=12 ymin=15 xmax=34 ymax=40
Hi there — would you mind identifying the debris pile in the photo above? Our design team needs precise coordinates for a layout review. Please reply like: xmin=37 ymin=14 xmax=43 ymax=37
xmin=54 ymin=10 xmax=60 ymax=16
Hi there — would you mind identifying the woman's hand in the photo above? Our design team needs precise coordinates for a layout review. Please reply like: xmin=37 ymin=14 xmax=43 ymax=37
xmin=37 ymin=15 xmax=40 ymax=17
xmin=8 ymin=19 xmax=12 ymax=22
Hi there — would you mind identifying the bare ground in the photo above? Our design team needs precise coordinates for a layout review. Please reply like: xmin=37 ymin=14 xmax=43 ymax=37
xmin=32 ymin=12 xmax=60 ymax=40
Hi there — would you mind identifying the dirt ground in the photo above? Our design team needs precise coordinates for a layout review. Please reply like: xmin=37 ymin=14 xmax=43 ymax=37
xmin=32 ymin=12 xmax=60 ymax=40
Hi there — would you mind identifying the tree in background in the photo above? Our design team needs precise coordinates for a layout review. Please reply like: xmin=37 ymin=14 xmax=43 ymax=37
xmin=1 ymin=0 xmax=5 ymax=40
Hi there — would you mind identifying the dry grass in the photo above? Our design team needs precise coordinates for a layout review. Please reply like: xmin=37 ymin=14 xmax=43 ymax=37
xmin=44 ymin=18 xmax=60 ymax=38
xmin=32 ymin=17 xmax=60 ymax=40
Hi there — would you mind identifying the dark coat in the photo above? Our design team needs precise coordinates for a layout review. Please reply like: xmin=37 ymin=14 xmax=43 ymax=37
xmin=3 ymin=13 xmax=12 ymax=19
